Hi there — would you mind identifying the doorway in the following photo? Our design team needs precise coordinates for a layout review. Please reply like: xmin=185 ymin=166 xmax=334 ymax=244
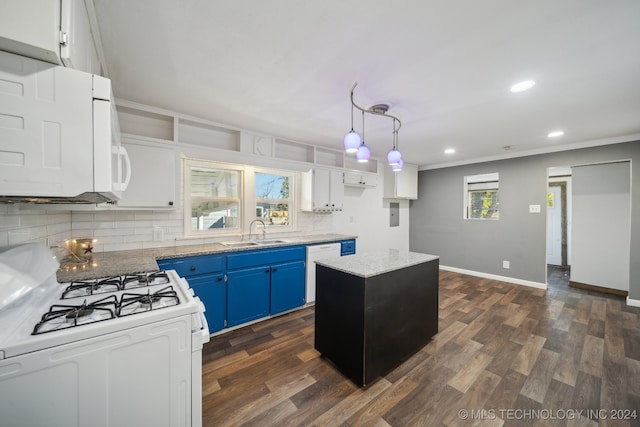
xmin=546 ymin=161 xmax=632 ymax=294
xmin=546 ymin=167 xmax=571 ymax=288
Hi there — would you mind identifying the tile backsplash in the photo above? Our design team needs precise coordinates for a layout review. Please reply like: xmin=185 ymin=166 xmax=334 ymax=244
xmin=0 ymin=205 xmax=71 ymax=248
xmin=0 ymin=205 xmax=333 ymax=253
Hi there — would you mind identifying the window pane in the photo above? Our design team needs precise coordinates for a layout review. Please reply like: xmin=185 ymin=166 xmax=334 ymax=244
xmin=256 ymin=202 xmax=289 ymax=226
xmin=191 ymin=168 xmax=239 ymax=198
xmin=469 ymin=190 xmax=499 ymax=219
xmin=255 ymin=173 xmax=289 ymax=200
xmin=190 ymin=200 xmax=239 ymax=231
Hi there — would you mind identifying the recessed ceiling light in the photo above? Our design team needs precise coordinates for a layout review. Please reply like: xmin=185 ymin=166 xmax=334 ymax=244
xmin=510 ymin=80 xmax=536 ymax=93
xmin=547 ymin=130 xmax=565 ymax=138
xmin=444 ymin=148 xmax=456 ymax=154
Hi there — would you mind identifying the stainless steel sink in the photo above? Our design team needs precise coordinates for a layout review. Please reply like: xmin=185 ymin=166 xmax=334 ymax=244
xmin=221 ymin=239 xmax=290 ymax=248
xmin=256 ymin=239 xmax=289 ymax=245
xmin=220 ymin=241 xmax=260 ymax=248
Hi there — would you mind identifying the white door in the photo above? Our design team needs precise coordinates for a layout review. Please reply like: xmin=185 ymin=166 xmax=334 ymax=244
xmin=546 ymin=186 xmax=562 ymax=265
xmin=571 ymin=162 xmax=631 ymax=291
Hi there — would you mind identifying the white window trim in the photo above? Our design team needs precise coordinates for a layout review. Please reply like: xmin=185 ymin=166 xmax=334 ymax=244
xmin=183 ymin=158 xmax=244 ymax=238
xmin=463 ymin=173 xmax=500 ymax=220
xmin=183 ymin=159 xmax=297 ymax=238
xmin=249 ymin=166 xmax=296 ymax=234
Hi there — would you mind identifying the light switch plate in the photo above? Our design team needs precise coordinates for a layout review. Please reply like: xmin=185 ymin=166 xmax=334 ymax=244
xmin=529 ymin=204 xmax=541 ymax=213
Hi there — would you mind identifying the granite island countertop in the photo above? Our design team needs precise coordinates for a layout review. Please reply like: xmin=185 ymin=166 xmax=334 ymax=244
xmin=315 ymin=249 xmax=438 ymax=278
xmin=56 ymin=233 xmax=356 ymax=283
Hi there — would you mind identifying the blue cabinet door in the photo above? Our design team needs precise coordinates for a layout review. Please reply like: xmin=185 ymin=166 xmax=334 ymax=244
xmin=270 ymin=260 xmax=306 ymax=315
xmin=227 ymin=266 xmax=271 ymax=327
xmin=340 ymin=239 xmax=356 ymax=255
xmin=187 ymin=274 xmax=226 ymax=333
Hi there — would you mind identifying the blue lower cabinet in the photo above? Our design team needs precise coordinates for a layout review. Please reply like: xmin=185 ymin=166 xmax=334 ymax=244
xmin=227 ymin=266 xmax=271 ymax=327
xmin=187 ymin=274 xmax=226 ymax=333
xmin=270 ymin=260 xmax=305 ymax=315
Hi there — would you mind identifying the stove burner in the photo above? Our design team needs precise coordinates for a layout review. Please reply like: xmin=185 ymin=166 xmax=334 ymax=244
xmin=62 ymin=271 xmax=171 ymax=298
xmin=62 ymin=277 xmax=122 ymax=299
xmin=64 ymin=306 xmax=95 ymax=320
xmin=32 ymin=295 xmax=118 ymax=335
xmin=121 ymin=271 xmax=170 ymax=290
xmin=118 ymin=286 xmax=179 ymax=316
xmin=138 ymin=294 xmax=162 ymax=306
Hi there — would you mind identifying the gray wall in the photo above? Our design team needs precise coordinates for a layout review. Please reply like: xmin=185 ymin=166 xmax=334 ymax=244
xmin=409 ymin=141 xmax=640 ymax=300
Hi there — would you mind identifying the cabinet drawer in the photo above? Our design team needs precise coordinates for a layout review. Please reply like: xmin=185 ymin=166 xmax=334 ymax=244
xmin=157 ymin=254 xmax=225 ymax=277
xmin=341 ymin=239 xmax=356 ymax=256
xmin=227 ymin=246 xmax=305 ymax=270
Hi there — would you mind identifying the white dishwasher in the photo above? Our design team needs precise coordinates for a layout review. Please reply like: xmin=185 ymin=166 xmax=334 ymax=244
xmin=306 ymin=243 xmax=341 ymax=304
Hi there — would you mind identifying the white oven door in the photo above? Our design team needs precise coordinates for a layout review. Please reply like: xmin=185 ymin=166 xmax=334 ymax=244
xmin=0 ymin=316 xmax=192 ymax=427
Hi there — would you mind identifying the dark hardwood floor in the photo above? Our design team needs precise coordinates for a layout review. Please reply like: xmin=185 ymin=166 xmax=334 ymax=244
xmin=201 ymin=271 xmax=640 ymax=426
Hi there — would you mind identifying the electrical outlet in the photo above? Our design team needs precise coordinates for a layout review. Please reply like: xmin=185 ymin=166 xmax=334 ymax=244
xmin=529 ymin=204 xmax=541 ymax=213
xmin=153 ymin=227 xmax=164 ymax=242
xmin=503 ymin=260 xmax=510 ymax=269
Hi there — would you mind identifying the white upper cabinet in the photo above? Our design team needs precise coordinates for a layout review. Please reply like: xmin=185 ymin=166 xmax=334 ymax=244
xmin=384 ymin=163 xmax=418 ymax=199
xmin=116 ymin=138 xmax=177 ymax=209
xmin=0 ymin=0 xmax=101 ymax=74
xmin=301 ymin=169 xmax=344 ymax=212
xmin=343 ymin=171 xmax=377 ymax=188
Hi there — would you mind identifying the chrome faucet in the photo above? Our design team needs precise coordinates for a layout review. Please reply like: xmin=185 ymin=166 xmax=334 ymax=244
xmin=249 ymin=219 xmax=266 ymax=241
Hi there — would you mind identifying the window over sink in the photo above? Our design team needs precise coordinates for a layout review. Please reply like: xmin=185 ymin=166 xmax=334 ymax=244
xmin=255 ymin=171 xmax=291 ymax=228
xmin=185 ymin=160 xmax=242 ymax=235
xmin=184 ymin=159 xmax=296 ymax=237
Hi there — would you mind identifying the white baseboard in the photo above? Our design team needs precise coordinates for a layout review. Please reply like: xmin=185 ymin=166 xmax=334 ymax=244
xmin=627 ymin=297 xmax=640 ymax=307
xmin=439 ymin=265 xmax=547 ymax=290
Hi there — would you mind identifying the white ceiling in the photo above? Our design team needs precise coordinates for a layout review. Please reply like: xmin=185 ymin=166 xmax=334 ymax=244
xmin=92 ymin=0 xmax=640 ymax=169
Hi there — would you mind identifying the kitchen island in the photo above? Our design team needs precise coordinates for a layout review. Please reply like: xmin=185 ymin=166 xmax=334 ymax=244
xmin=314 ymin=249 xmax=439 ymax=387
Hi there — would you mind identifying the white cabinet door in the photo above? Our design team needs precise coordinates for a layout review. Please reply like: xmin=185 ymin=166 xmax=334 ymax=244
xmin=0 ymin=0 xmax=100 ymax=74
xmin=384 ymin=163 xmax=418 ymax=199
xmin=0 ymin=0 xmax=62 ymax=64
xmin=343 ymin=171 xmax=377 ymax=188
xmin=301 ymin=169 xmax=344 ymax=212
xmin=60 ymin=0 xmax=101 ymax=74
xmin=116 ymin=140 xmax=177 ymax=208
xmin=328 ymin=170 xmax=344 ymax=210
xmin=313 ymin=169 xmax=331 ymax=209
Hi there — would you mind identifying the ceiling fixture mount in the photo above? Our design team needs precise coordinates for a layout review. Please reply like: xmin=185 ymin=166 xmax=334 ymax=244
xmin=510 ymin=80 xmax=536 ymax=93
xmin=345 ymin=82 xmax=403 ymax=170
xmin=547 ymin=130 xmax=565 ymax=138
xmin=444 ymin=148 xmax=456 ymax=155
xmin=369 ymin=103 xmax=389 ymax=114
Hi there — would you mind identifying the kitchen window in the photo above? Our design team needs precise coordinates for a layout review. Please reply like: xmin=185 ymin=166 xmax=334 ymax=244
xmin=254 ymin=171 xmax=293 ymax=229
xmin=185 ymin=160 xmax=242 ymax=235
xmin=184 ymin=160 xmax=296 ymax=237
xmin=464 ymin=173 xmax=499 ymax=220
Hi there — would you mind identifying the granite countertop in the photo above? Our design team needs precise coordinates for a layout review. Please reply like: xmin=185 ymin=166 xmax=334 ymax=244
xmin=56 ymin=233 xmax=356 ymax=283
xmin=315 ymin=249 xmax=439 ymax=278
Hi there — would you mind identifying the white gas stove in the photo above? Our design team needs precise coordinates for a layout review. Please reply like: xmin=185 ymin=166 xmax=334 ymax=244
xmin=0 ymin=243 xmax=209 ymax=427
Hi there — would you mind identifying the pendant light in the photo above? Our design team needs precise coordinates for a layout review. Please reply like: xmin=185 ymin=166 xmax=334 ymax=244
xmin=345 ymin=82 xmax=403 ymax=169
xmin=356 ymin=110 xmax=370 ymax=162
xmin=343 ymin=98 xmax=361 ymax=153
xmin=386 ymin=118 xmax=402 ymax=166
